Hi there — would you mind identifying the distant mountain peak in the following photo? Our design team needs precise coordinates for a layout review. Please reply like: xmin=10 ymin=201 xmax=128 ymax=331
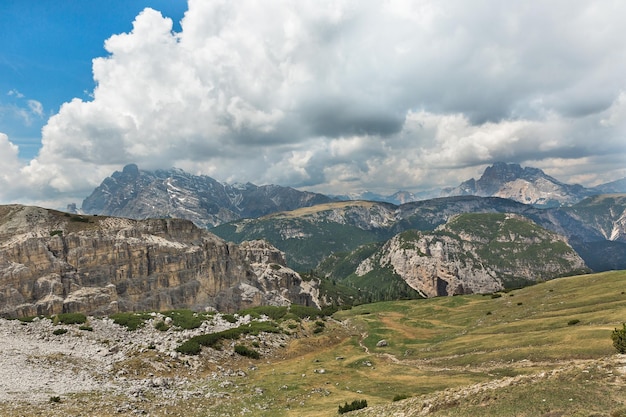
xmin=442 ymin=162 xmax=593 ymax=207
xmin=82 ymin=165 xmax=334 ymax=228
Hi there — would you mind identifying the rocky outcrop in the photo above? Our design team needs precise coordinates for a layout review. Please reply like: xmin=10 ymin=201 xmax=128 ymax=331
xmin=0 ymin=205 xmax=319 ymax=318
xmin=81 ymin=164 xmax=334 ymax=228
xmin=440 ymin=162 xmax=595 ymax=207
xmin=355 ymin=213 xmax=588 ymax=297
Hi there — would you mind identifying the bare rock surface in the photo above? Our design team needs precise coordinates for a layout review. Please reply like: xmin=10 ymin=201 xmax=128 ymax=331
xmin=0 ymin=312 xmax=274 ymax=404
xmin=0 ymin=205 xmax=320 ymax=317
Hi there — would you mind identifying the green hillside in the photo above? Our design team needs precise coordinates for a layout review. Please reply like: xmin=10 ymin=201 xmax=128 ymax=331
xmin=212 ymin=203 xmax=394 ymax=271
xmin=317 ymin=213 xmax=589 ymax=303
xmin=255 ymin=271 xmax=626 ymax=416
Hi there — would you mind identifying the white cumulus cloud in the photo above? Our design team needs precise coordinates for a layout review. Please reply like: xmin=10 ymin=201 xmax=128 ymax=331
xmin=1 ymin=0 xmax=625 ymax=206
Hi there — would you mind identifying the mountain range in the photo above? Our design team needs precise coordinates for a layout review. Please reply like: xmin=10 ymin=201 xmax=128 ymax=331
xmin=81 ymin=163 xmax=626 ymax=227
xmin=81 ymin=163 xmax=334 ymax=228
xmin=212 ymin=194 xmax=626 ymax=273
xmin=1 ymin=161 xmax=622 ymax=313
xmin=77 ymin=163 xmax=626 ymax=280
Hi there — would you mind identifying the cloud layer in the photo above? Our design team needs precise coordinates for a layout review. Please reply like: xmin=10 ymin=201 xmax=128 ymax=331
xmin=1 ymin=0 xmax=625 ymax=205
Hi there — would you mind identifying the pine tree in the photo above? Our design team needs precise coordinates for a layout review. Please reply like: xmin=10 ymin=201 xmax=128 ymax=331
xmin=611 ymin=323 xmax=626 ymax=354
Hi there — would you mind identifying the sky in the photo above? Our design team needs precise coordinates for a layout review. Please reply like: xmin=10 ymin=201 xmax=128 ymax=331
xmin=1 ymin=0 xmax=625 ymax=208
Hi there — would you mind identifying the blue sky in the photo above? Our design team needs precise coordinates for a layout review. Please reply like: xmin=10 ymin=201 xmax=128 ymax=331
xmin=0 ymin=1 xmax=187 ymax=159
xmin=0 ymin=1 xmax=625 ymax=208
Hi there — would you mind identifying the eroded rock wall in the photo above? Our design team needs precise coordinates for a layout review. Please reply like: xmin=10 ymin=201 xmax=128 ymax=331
xmin=0 ymin=205 xmax=319 ymax=317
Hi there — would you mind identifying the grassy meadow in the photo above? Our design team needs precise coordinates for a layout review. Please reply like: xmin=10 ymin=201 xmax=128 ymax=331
xmin=4 ymin=270 xmax=626 ymax=416
xmin=240 ymin=270 xmax=626 ymax=416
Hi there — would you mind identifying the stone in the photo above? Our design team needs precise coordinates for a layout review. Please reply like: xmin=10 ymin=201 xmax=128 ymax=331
xmin=0 ymin=205 xmax=320 ymax=317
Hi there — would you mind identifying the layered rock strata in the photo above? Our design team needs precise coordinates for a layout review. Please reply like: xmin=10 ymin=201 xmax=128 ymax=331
xmin=0 ymin=205 xmax=318 ymax=317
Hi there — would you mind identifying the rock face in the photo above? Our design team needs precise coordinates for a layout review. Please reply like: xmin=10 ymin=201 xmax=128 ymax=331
xmin=81 ymin=164 xmax=334 ymax=228
xmin=440 ymin=162 xmax=594 ymax=207
xmin=0 ymin=205 xmax=319 ymax=318
xmin=355 ymin=213 xmax=588 ymax=297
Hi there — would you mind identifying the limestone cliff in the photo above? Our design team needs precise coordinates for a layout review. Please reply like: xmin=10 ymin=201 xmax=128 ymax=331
xmin=0 ymin=205 xmax=319 ymax=318
xmin=355 ymin=213 xmax=588 ymax=297
xmin=440 ymin=162 xmax=594 ymax=207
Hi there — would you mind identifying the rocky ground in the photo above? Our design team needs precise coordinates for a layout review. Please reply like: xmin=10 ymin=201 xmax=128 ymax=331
xmin=0 ymin=313 xmax=291 ymax=416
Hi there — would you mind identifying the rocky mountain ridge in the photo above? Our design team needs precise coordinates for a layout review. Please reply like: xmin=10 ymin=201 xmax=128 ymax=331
xmin=81 ymin=164 xmax=334 ymax=228
xmin=354 ymin=213 xmax=588 ymax=297
xmin=213 ymin=195 xmax=626 ymax=273
xmin=337 ymin=163 xmax=626 ymax=206
xmin=0 ymin=205 xmax=319 ymax=317
xmin=80 ymin=163 xmax=626 ymax=229
xmin=440 ymin=162 xmax=596 ymax=206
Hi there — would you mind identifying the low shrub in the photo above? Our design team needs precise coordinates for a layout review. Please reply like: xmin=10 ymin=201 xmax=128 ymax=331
xmin=49 ymin=396 xmax=61 ymax=403
xmin=338 ymin=399 xmax=368 ymax=414
xmin=289 ymin=304 xmax=322 ymax=319
xmin=176 ymin=321 xmax=280 ymax=355
xmin=392 ymin=394 xmax=409 ymax=402
xmin=176 ymin=340 xmax=201 ymax=355
xmin=567 ymin=319 xmax=580 ymax=326
xmin=222 ymin=314 xmax=238 ymax=323
xmin=110 ymin=312 xmax=151 ymax=331
xmin=491 ymin=293 xmax=502 ymax=299
xmin=70 ymin=215 xmax=89 ymax=223
xmin=56 ymin=312 xmax=87 ymax=325
xmin=612 ymin=323 xmax=626 ymax=354
xmin=154 ymin=320 xmax=170 ymax=332
xmin=79 ymin=325 xmax=93 ymax=331
xmin=162 ymin=309 xmax=210 ymax=329
xmin=234 ymin=344 xmax=261 ymax=359
xmin=53 ymin=328 xmax=68 ymax=335
xmin=237 ymin=306 xmax=288 ymax=321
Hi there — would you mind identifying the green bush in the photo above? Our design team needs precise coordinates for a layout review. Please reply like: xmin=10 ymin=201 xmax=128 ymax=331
xmin=567 ymin=319 xmax=580 ymax=326
xmin=234 ymin=344 xmax=261 ymax=359
xmin=49 ymin=230 xmax=63 ymax=237
xmin=338 ymin=399 xmax=367 ymax=414
xmin=56 ymin=312 xmax=87 ymax=325
xmin=611 ymin=323 xmax=626 ymax=354
xmin=176 ymin=321 xmax=280 ymax=355
xmin=222 ymin=314 xmax=238 ymax=323
xmin=162 ymin=309 xmax=210 ymax=329
xmin=392 ymin=394 xmax=409 ymax=402
xmin=70 ymin=215 xmax=89 ymax=223
xmin=237 ymin=306 xmax=288 ymax=321
xmin=154 ymin=320 xmax=170 ymax=331
xmin=17 ymin=316 xmax=39 ymax=323
xmin=49 ymin=396 xmax=61 ymax=403
xmin=110 ymin=312 xmax=151 ymax=331
xmin=79 ymin=325 xmax=93 ymax=331
xmin=176 ymin=340 xmax=201 ymax=355
xmin=289 ymin=304 xmax=322 ymax=319
xmin=53 ymin=328 xmax=68 ymax=335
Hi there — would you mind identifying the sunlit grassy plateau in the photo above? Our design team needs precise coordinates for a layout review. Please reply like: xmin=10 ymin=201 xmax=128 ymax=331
xmin=6 ymin=270 xmax=626 ymax=416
